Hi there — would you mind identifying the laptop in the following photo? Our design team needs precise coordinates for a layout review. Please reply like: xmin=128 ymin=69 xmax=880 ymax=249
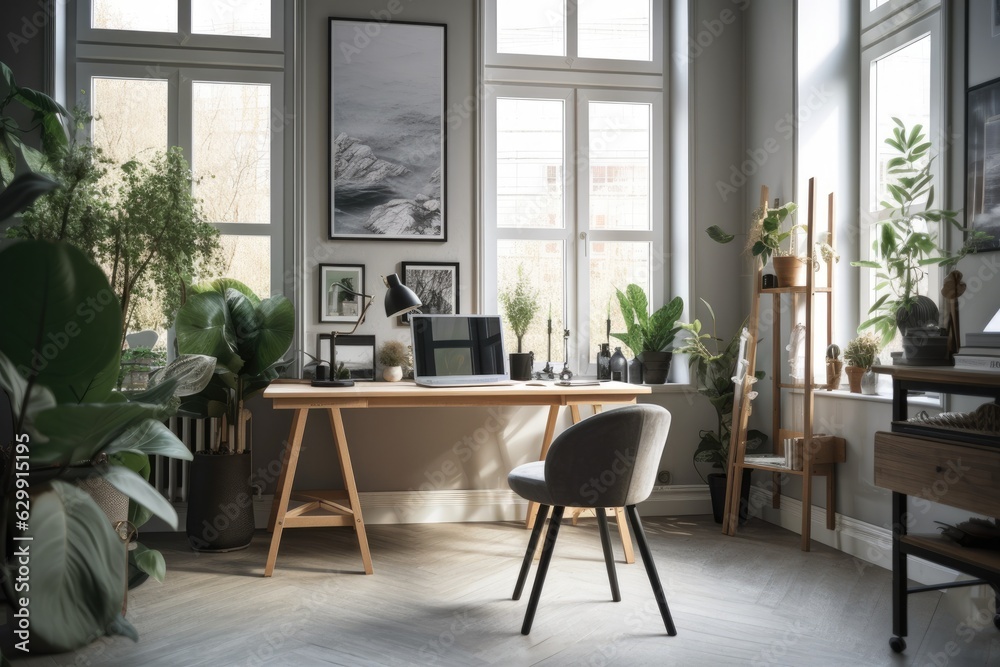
xmin=410 ymin=314 xmax=515 ymax=387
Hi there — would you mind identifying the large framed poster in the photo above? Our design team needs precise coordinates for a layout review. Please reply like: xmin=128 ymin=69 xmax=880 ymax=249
xmin=329 ymin=18 xmax=446 ymax=241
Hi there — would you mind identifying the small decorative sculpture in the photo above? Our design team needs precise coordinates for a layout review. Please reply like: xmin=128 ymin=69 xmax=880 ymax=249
xmin=941 ymin=270 xmax=966 ymax=359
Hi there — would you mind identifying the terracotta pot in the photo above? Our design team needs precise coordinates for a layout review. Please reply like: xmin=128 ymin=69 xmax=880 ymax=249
xmin=845 ymin=365 xmax=865 ymax=394
xmin=773 ymin=256 xmax=808 ymax=287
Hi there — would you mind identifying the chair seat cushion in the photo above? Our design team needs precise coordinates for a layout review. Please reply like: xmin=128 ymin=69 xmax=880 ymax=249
xmin=507 ymin=461 xmax=554 ymax=506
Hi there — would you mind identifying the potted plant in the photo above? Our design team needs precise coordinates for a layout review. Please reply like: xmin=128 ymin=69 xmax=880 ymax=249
xmin=0 ymin=232 xmax=203 ymax=653
xmin=9 ymin=108 xmax=221 ymax=348
xmin=675 ymin=299 xmax=768 ymax=523
xmin=611 ymin=284 xmax=683 ymax=384
xmin=851 ymin=118 xmax=990 ymax=360
xmin=175 ymin=278 xmax=294 ymax=552
xmin=500 ymin=265 xmax=540 ymax=381
xmin=844 ymin=332 xmax=881 ymax=394
xmin=378 ymin=339 xmax=411 ymax=382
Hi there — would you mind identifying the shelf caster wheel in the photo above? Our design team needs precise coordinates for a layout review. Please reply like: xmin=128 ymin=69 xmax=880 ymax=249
xmin=993 ymin=614 xmax=1000 ymax=632
xmin=889 ymin=636 xmax=906 ymax=653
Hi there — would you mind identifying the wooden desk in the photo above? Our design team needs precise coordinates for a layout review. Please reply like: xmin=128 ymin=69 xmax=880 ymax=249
xmin=261 ymin=380 xmax=651 ymax=576
xmin=872 ymin=365 xmax=1000 ymax=653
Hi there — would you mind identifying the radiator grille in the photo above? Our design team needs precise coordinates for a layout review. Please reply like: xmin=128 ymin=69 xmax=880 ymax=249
xmin=158 ymin=416 xmax=219 ymax=503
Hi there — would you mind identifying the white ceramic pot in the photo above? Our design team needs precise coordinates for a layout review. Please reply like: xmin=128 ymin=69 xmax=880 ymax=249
xmin=383 ymin=366 xmax=403 ymax=382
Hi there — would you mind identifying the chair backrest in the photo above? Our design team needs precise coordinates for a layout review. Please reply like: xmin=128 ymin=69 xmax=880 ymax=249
xmin=543 ymin=404 xmax=671 ymax=508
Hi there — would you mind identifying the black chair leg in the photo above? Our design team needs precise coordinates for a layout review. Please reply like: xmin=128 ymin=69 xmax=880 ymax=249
xmin=596 ymin=508 xmax=621 ymax=602
xmin=626 ymin=504 xmax=677 ymax=636
xmin=513 ymin=504 xmax=550 ymax=600
xmin=521 ymin=505 xmax=564 ymax=635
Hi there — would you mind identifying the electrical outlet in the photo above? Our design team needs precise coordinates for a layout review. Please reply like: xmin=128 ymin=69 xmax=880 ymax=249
xmin=657 ymin=469 xmax=671 ymax=485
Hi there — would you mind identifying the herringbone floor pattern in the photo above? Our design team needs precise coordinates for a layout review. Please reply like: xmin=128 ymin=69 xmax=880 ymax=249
xmin=8 ymin=516 xmax=1000 ymax=666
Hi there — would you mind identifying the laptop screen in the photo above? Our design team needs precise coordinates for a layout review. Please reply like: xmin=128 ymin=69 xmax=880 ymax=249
xmin=410 ymin=315 xmax=508 ymax=385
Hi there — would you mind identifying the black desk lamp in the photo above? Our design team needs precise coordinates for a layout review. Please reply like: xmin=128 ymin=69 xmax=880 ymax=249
xmin=316 ymin=273 xmax=421 ymax=387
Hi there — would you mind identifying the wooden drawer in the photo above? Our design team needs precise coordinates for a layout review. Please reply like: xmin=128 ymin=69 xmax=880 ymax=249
xmin=874 ymin=431 xmax=1000 ymax=516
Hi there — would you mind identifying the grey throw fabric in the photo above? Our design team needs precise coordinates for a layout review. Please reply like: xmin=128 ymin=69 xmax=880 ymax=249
xmin=507 ymin=404 xmax=671 ymax=508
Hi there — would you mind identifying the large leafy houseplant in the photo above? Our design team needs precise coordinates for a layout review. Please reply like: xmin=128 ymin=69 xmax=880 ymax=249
xmin=0 ymin=236 xmax=206 ymax=655
xmin=611 ymin=284 xmax=684 ymax=356
xmin=851 ymin=118 xmax=989 ymax=346
xmin=0 ymin=60 xmax=69 ymax=186
xmin=674 ymin=299 xmax=768 ymax=480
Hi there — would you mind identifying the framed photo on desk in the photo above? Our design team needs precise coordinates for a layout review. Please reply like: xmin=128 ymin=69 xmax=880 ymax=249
xmin=318 ymin=333 xmax=376 ymax=380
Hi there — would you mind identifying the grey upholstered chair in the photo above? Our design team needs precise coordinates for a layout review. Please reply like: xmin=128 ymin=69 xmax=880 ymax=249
xmin=507 ymin=404 xmax=676 ymax=636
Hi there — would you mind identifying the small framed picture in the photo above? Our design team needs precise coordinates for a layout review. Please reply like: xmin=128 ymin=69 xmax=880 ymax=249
xmin=319 ymin=264 xmax=365 ymax=323
xmin=318 ymin=334 xmax=376 ymax=381
xmin=400 ymin=262 xmax=459 ymax=324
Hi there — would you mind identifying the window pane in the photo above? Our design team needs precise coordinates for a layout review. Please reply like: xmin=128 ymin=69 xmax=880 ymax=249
xmin=192 ymin=0 xmax=271 ymax=38
xmin=193 ymin=82 xmax=271 ymax=224
xmin=497 ymin=0 xmax=564 ymax=56
xmin=92 ymin=0 xmax=177 ymax=32
xmin=871 ymin=35 xmax=930 ymax=211
xmin=579 ymin=0 xmax=651 ymax=61
xmin=91 ymin=77 xmax=168 ymax=165
xmin=216 ymin=235 xmax=271 ymax=298
xmin=497 ymin=240 xmax=564 ymax=360
xmin=497 ymin=98 xmax=564 ymax=229
xmin=589 ymin=241 xmax=651 ymax=361
xmin=589 ymin=101 xmax=650 ymax=231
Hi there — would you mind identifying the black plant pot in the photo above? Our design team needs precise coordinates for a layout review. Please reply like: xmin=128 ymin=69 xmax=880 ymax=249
xmin=707 ymin=470 xmax=752 ymax=525
xmin=637 ymin=351 xmax=672 ymax=384
xmin=186 ymin=451 xmax=255 ymax=552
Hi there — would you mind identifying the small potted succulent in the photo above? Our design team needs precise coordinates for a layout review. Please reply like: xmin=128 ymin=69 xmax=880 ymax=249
xmin=378 ymin=339 xmax=411 ymax=382
xmin=844 ymin=332 xmax=881 ymax=394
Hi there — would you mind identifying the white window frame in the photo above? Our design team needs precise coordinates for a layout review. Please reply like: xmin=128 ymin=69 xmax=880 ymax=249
xmin=481 ymin=0 xmax=665 ymax=374
xmin=858 ymin=11 xmax=944 ymax=333
xmin=68 ymin=0 xmax=289 ymax=353
xmin=76 ymin=0 xmax=283 ymax=52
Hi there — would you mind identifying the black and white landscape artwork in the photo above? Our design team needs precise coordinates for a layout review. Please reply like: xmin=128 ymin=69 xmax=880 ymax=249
xmin=967 ymin=78 xmax=1000 ymax=251
xmin=329 ymin=19 xmax=445 ymax=240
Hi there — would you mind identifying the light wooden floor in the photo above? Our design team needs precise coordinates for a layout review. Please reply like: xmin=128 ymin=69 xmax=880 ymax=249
xmin=6 ymin=516 xmax=1000 ymax=666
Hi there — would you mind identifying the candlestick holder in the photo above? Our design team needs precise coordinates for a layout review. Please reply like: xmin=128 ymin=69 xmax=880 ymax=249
xmin=537 ymin=317 xmax=555 ymax=379
xmin=559 ymin=329 xmax=573 ymax=381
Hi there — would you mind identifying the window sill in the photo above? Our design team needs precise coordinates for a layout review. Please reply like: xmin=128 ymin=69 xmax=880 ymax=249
xmin=802 ymin=386 xmax=942 ymax=409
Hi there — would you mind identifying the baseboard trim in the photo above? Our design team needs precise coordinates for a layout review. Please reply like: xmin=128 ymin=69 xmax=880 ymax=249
xmin=747 ymin=486 xmax=966 ymax=587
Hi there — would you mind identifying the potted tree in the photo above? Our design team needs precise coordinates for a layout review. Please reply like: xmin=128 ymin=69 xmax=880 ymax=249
xmin=844 ymin=332 xmax=881 ymax=395
xmin=611 ymin=284 xmax=683 ymax=384
xmin=175 ymin=278 xmax=294 ymax=552
xmin=8 ymin=108 xmax=221 ymax=348
xmin=675 ymin=299 xmax=768 ymax=523
xmin=851 ymin=118 xmax=990 ymax=360
xmin=500 ymin=265 xmax=540 ymax=381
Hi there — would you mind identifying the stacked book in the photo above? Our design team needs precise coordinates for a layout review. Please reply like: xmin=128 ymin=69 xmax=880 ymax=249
xmin=954 ymin=332 xmax=1000 ymax=371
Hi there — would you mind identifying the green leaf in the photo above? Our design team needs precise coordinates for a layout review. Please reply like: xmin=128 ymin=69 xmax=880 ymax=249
xmin=33 ymin=402 xmax=164 ymax=467
xmin=102 ymin=418 xmax=193 ymax=460
xmin=224 ymin=288 xmax=259 ymax=364
xmin=146 ymin=354 xmax=216 ymax=397
xmin=27 ymin=481 xmax=127 ymax=653
xmin=175 ymin=291 xmax=243 ymax=375
xmin=99 ymin=464 xmax=179 ymax=528
xmin=0 ymin=241 xmax=122 ymax=404
xmin=244 ymin=294 xmax=294 ymax=377
xmin=706 ymin=225 xmax=735 ymax=244
xmin=131 ymin=543 xmax=166 ymax=583
xmin=0 ymin=349 xmax=55 ymax=427
xmin=190 ymin=277 xmax=261 ymax=307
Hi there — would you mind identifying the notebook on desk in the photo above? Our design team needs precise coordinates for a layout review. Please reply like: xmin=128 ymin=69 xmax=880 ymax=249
xmin=410 ymin=314 xmax=516 ymax=387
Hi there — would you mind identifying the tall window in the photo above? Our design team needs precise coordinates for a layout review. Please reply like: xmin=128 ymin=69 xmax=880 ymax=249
xmin=483 ymin=0 xmax=664 ymax=373
xmin=72 ymin=1 xmax=285 ymax=343
xmin=859 ymin=6 xmax=942 ymax=356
